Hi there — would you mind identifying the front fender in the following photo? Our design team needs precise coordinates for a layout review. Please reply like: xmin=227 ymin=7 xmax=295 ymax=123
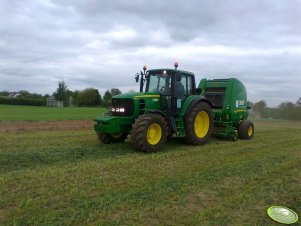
xmin=144 ymin=109 xmax=176 ymax=134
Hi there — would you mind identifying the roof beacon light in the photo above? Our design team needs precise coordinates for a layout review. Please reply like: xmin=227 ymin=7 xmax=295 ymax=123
xmin=174 ymin=62 xmax=179 ymax=70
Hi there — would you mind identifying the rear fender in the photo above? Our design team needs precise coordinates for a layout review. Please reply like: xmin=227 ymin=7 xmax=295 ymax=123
xmin=180 ymin=95 xmax=213 ymax=117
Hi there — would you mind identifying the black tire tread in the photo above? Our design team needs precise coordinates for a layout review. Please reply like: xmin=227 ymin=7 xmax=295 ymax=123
xmin=97 ymin=132 xmax=111 ymax=144
xmin=238 ymin=120 xmax=254 ymax=139
xmin=184 ymin=102 xmax=213 ymax=145
xmin=110 ymin=133 xmax=128 ymax=143
xmin=97 ymin=132 xmax=127 ymax=144
xmin=131 ymin=114 xmax=167 ymax=152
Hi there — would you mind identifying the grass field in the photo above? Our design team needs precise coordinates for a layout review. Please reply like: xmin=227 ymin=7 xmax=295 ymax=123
xmin=0 ymin=104 xmax=106 ymax=121
xmin=0 ymin=117 xmax=300 ymax=225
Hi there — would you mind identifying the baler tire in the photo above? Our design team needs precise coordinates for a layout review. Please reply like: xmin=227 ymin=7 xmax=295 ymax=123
xmin=185 ymin=102 xmax=213 ymax=145
xmin=131 ymin=114 xmax=167 ymax=152
xmin=97 ymin=132 xmax=127 ymax=144
xmin=238 ymin=120 xmax=254 ymax=139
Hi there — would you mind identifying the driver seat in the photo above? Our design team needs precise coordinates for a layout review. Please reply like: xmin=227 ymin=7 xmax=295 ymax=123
xmin=175 ymin=81 xmax=185 ymax=99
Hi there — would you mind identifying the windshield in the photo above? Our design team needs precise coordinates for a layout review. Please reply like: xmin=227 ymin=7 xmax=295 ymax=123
xmin=146 ymin=72 xmax=171 ymax=95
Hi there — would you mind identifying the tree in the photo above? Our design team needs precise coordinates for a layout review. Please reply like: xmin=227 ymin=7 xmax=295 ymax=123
xmin=128 ymin=89 xmax=136 ymax=93
xmin=18 ymin=90 xmax=30 ymax=98
xmin=15 ymin=90 xmax=43 ymax=99
xmin=71 ymin=90 xmax=80 ymax=106
xmin=44 ymin=94 xmax=50 ymax=99
xmin=101 ymin=88 xmax=122 ymax=107
xmin=0 ymin=90 xmax=9 ymax=96
xmin=110 ymin=88 xmax=122 ymax=96
xmin=103 ymin=90 xmax=112 ymax=107
xmin=296 ymin=97 xmax=301 ymax=107
xmin=278 ymin=101 xmax=299 ymax=120
xmin=78 ymin=88 xmax=101 ymax=106
xmin=253 ymin=100 xmax=267 ymax=118
xmin=28 ymin=93 xmax=43 ymax=99
xmin=53 ymin=80 xmax=68 ymax=102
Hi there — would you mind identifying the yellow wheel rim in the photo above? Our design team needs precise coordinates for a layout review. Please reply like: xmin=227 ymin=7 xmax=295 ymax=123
xmin=194 ymin=111 xmax=210 ymax=138
xmin=147 ymin=123 xmax=162 ymax=145
xmin=248 ymin=126 xmax=253 ymax=137
xmin=111 ymin=133 xmax=123 ymax=139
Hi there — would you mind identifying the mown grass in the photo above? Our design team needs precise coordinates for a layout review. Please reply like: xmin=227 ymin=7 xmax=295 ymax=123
xmin=0 ymin=121 xmax=300 ymax=225
xmin=0 ymin=104 xmax=106 ymax=121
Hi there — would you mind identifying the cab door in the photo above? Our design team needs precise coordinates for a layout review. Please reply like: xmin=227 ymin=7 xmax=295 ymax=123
xmin=171 ymin=73 xmax=194 ymax=115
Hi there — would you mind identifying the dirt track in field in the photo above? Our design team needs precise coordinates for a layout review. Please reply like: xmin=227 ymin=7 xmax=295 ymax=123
xmin=0 ymin=120 xmax=94 ymax=133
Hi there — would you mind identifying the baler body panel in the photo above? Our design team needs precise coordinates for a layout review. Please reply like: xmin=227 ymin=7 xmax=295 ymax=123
xmin=198 ymin=78 xmax=250 ymax=139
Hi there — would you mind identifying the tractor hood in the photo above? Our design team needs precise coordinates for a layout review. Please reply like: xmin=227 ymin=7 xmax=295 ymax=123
xmin=113 ymin=92 xmax=160 ymax=99
xmin=110 ymin=92 xmax=161 ymax=117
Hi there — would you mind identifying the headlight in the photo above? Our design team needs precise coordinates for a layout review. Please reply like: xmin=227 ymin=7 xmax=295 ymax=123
xmin=112 ymin=107 xmax=125 ymax=112
xmin=111 ymin=99 xmax=133 ymax=116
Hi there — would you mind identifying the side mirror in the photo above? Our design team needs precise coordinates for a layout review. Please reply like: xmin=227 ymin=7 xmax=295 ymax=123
xmin=195 ymin=88 xmax=203 ymax=95
xmin=135 ymin=73 xmax=139 ymax=83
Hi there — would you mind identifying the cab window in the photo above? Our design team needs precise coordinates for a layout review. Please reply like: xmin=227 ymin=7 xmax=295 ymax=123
xmin=175 ymin=74 xmax=193 ymax=97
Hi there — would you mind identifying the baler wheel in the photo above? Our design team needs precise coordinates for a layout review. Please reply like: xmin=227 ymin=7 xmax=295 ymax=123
xmin=97 ymin=132 xmax=127 ymax=144
xmin=238 ymin=120 xmax=254 ymax=139
xmin=185 ymin=102 xmax=213 ymax=145
xmin=131 ymin=114 xmax=167 ymax=152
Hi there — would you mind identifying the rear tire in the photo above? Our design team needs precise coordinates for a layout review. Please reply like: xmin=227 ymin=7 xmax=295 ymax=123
xmin=97 ymin=132 xmax=127 ymax=144
xmin=131 ymin=114 xmax=167 ymax=152
xmin=238 ymin=120 xmax=254 ymax=139
xmin=185 ymin=102 xmax=213 ymax=145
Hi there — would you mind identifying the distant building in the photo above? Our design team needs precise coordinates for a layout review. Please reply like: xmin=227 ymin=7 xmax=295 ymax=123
xmin=46 ymin=96 xmax=63 ymax=107
xmin=8 ymin=92 xmax=21 ymax=98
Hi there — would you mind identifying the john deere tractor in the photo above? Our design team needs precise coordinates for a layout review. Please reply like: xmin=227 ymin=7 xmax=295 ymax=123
xmin=94 ymin=63 xmax=254 ymax=152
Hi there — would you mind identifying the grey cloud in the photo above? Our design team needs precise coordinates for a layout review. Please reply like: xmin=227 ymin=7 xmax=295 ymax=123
xmin=0 ymin=0 xmax=301 ymax=106
xmin=57 ymin=0 xmax=301 ymax=46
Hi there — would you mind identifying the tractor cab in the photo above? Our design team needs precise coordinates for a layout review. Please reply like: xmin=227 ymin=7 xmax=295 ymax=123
xmin=137 ymin=63 xmax=198 ymax=115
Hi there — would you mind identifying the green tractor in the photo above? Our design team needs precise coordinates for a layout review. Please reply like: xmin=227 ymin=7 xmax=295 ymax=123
xmin=94 ymin=63 xmax=254 ymax=152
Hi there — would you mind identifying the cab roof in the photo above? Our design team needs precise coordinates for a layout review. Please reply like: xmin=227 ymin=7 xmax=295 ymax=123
xmin=147 ymin=68 xmax=194 ymax=76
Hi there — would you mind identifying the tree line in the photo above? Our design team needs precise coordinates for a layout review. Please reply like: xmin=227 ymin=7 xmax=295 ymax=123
xmin=53 ymin=81 xmax=123 ymax=107
xmin=1 ymin=80 xmax=301 ymax=121
xmin=0 ymin=81 xmax=127 ymax=107
xmin=251 ymin=98 xmax=301 ymax=121
xmin=0 ymin=90 xmax=47 ymax=106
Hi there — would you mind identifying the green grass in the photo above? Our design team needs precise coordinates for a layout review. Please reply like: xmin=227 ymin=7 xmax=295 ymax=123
xmin=0 ymin=121 xmax=300 ymax=225
xmin=0 ymin=104 xmax=107 ymax=121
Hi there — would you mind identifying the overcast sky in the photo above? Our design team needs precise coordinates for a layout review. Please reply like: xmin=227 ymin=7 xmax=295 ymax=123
xmin=1 ymin=0 xmax=301 ymax=106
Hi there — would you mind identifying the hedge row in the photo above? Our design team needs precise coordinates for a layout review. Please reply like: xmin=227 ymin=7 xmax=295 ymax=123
xmin=0 ymin=97 xmax=46 ymax=106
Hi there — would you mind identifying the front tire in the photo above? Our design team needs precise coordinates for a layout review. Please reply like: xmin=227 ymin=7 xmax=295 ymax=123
xmin=185 ymin=102 xmax=213 ymax=145
xmin=131 ymin=114 xmax=167 ymax=152
xmin=97 ymin=132 xmax=127 ymax=144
